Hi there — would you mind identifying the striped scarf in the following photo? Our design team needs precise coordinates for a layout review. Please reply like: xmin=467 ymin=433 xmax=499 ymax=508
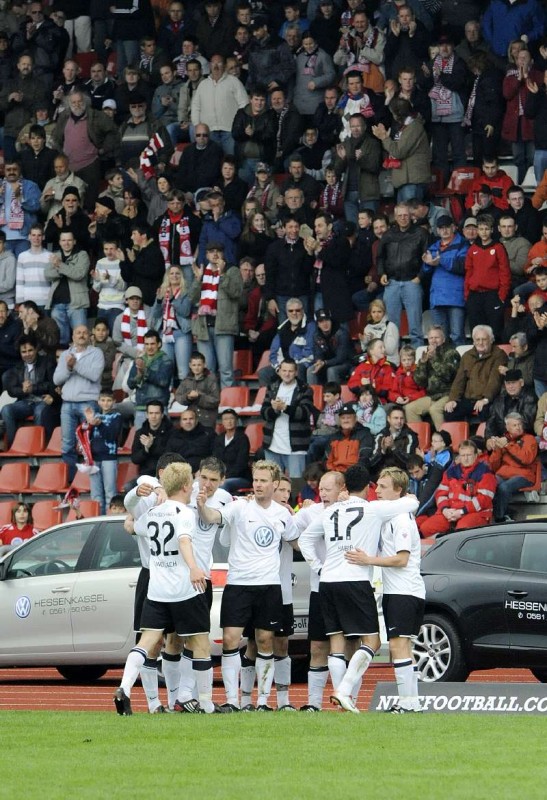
xmin=157 ymin=212 xmax=193 ymax=268
xmin=247 ymin=182 xmax=273 ymax=211
xmin=120 ymin=308 xmax=147 ymax=350
xmin=313 ymin=232 xmax=334 ymax=284
xmin=0 ymin=181 xmax=24 ymax=229
xmin=197 ymin=265 xmax=220 ymax=316
xmin=464 ymin=75 xmax=479 ymax=127
xmin=429 ymin=54 xmax=454 ymax=117
xmin=506 ymin=67 xmax=525 ymax=115
xmin=161 ymin=288 xmax=180 ymax=344
xmin=320 ymin=183 xmax=341 ymax=215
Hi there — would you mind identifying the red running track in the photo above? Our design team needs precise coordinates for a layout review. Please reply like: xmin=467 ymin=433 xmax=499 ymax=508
xmin=0 ymin=666 xmax=538 ymax=712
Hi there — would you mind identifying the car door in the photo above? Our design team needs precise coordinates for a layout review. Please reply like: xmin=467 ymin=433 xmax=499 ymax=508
xmin=507 ymin=532 xmax=547 ymax=656
xmin=70 ymin=519 xmax=141 ymax=656
xmin=0 ymin=522 xmax=96 ymax=660
xmin=456 ymin=532 xmax=523 ymax=651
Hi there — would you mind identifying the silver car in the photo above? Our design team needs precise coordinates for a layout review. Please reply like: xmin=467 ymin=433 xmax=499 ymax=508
xmin=0 ymin=516 xmax=311 ymax=681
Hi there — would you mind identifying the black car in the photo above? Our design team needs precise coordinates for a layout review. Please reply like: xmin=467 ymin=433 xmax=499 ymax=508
xmin=413 ymin=521 xmax=547 ymax=683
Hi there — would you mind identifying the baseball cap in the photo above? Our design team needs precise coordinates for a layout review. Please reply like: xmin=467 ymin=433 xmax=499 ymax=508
xmin=250 ymin=14 xmax=268 ymax=29
xmin=102 ymin=99 xmax=117 ymax=110
xmin=436 ymin=215 xmax=453 ymax=228
xmin=255 ymin=161 xmax=271 ymax=174
xmin=504 ymin=369 xmax=523 ymax=382
xmin=124 ymin=286 xmax=143 ymax=300
xmin=463 ymin=217 xmax=478 ymax=228
xmin=315 ymin=308 xmax=331 ymax=322
xmin=339 ymin=403 xmax=356 ymax=416
xmin=205 ymin=241 xmax=225 ymax=251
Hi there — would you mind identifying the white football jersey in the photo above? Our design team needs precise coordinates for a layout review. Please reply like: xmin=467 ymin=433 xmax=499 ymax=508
xmin=299 ymin=495 xmax=419 ymax=584
xmin=295 ymin=503 xmax=326 ymax=593
xmin=134 ymin=499 xmax=199 ymax=603
xmin=379 ymin=512 xmax=425 ymax=598
xmin=279 ymin=539 xmax=294 ymax=604
xmin=219 ymin=498 xmax=298 ymax=586
xmin=124 ymin=475 xmax=162 ymax=569
xmin=189 ymin=483 xmax=233 ymax=576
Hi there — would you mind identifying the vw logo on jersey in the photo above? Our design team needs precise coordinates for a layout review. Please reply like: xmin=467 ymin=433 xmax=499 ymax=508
xmin=15 ymin=596 xmax=31 ymax=619
xmin=198 ymin=517 xmax=214 ymax=532
xmin=254 ymin=526 xmax=274 ymax=547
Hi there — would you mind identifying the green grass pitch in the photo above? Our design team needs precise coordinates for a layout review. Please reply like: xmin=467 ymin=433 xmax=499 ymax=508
xmin=3 ymin=712 xmax=546 ymax=800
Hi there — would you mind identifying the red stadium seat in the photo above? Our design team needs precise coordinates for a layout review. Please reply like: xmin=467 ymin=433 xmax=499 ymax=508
xmin=0 ymin=462 xmax=30 ymax=493
xmin=244 ymin=423 xmax=264 ymax=455
xmin=36 ymin=427 xmax=62 ymax=457
xmin=117 ymin=462 xmax=139 ymax=492
xmin=66 ymin=500 xmax=101 ymax=521
xmin=2 ymin=426 xmax=45 ymax=457
xmin=31 ymin=500 xmax=62 ymax=531
xmin=28 ymin=462 xmax=69 ymax=494
xmin=118 ymin=427 xmax=136 ymax=456
xmin=408 ymin=422 xmax=431 ymax=452
xmin=441 ymin=422 xmax=470 ymax=452
xmin=220 ymin=387 xmax=250 ymax=409
xmin=0 ymin=501 xmax=16 ymax=525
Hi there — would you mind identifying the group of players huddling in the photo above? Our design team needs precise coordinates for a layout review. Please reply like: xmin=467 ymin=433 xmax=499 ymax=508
xmin=115 ymin=452 xmax=424 ymax=715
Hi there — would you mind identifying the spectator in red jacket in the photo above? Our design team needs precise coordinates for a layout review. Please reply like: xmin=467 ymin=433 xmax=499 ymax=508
xmin=489 ymin=411 xmax=539 ymax=522
xmin=465 ymin=157 xmax=513 ymax=212
xmin=348 ymin=337 xmax=395 ymax=403
xmin=387 ymin=344 xmax=426 ymax=405
xmin=420 ymin=439 xmax=497 ymax=537
xmin=464 ymin=213 xmax=512 ymax=340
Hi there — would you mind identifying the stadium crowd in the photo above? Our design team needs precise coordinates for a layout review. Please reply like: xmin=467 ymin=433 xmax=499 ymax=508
xmin=1 ymin=0 xmax=547 ymax=538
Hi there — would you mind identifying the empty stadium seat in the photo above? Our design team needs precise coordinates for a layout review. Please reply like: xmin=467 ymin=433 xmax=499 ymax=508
xmin=31 ymin=500 xmax=62 ymax=531
xmin=66 ymin=500 xmax=101 ymax=521
xmin=0 ymin=500 xmax=16 ymax=525
xmin=118 ymin=427 xmax=136 ymax=456
xmin=2 ymin=426 xmax=45 ymax=457
xmin=117 ymin=462 xmax=139 ymax=492
xmin=408 ymin=421 xmax=432 ymax=451
xmin=0 ymin=462 xmax=30 ymax=493
xmin=244 ymin=423 xmax=264 ymax=455
xmin=219 ymin=387 xmax=250 ymax=409
xmin=441 ymin=422 xmax=470 ymax=452
xmin=36 ymin=427 xmax=62 ymax=458
xmin=28 ymin=462 xmax=69 ymax=494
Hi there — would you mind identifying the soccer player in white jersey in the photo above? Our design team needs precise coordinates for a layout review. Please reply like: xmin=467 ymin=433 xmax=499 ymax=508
xmin=197 ymin=460 xmax=299 ymax=712
xmin=240 ymin=475 xmax=297 ymax=711
xmin=123 ymin=451 xmax=187 ymax=713
xmin=346 ymin=467 xmax=425 ymax=713
xmin=294 ymin=470 xmax=346 ymax=712
xmin=299 ymin=463 xmax=418 ymax=714
xmin=114 ymin=462 xmax=212 ymax=715
xmin=172 ymin=457 xmax=233 ymax=708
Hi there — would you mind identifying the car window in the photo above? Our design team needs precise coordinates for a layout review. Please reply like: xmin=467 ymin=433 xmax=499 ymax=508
xmin=458 ymin=533 xmax=522 ymax=570
xmin=5 ymin=523 xmax=95 ymax=579
xmin=94 ymin=521 xmax=141 ymax=570
xmin=521 ymin=534 xmax=547 ymax=574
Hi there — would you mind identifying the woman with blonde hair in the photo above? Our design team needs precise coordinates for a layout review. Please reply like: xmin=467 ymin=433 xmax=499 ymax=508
xmin=150 ymin=264 xmax=193 ymax=381
xmin=360 ymin=298 xmax=400 ymax=364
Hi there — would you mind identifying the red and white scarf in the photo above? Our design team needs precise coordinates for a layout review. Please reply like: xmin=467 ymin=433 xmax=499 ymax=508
xmin=313 ymin=232 xmax=334 ymax=284
xmin=429 ymin=54 xmax=455 ymax=116
xmin=464 ymin=75 xmax=479 ymax=127
xmin=247 ymin=182 xmax=273 ymax=212
xmin=139 ymin=132 xmax=165 ymax=180
xmin=161 ymin=288 xmax=180 ymax=344
xmin=75 ymin=423 xmax=99 ymax=473
xmin=120 ymin=308 xmax=147 ymax=350
xmin=320 ymin=183 xmax=342 ymax=215
xmin=356 ymin=26 xmax=380 ymax=71
xmin=197 ymin=265 xmax=220 ymax=316
xmin=158 ymin=212 xmax=193 ymax=268
xmin=0 ymin=181 xmax=25 ymax=229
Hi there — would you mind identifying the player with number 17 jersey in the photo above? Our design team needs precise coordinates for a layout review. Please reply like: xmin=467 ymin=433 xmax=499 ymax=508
xmin=300 ymin=495 xmax=419 ymax=583
xmin=219 ymin=499 xmax=299 ymax=585
xmin=134 ymin=499 xmax=200 ymax=603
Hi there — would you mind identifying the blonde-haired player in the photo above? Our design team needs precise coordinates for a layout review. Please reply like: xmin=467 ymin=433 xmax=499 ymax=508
xmin=114 ymin=462 xmax=213 ymax=715
xmin=345 ymin=466 xmax=425 ymax=713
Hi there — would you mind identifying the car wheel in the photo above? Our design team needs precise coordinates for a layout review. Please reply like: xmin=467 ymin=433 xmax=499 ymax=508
xmin=413 ymin=614 xmax=469 ymax=683
xmin=531 ymin=668 xmax=547 ymax=683
xmin=56 ymin=665 xmax=108 ymax=682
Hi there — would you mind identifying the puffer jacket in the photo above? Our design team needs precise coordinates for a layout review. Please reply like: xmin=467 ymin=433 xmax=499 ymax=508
xmin=434 ymin=459 xmax=496 ymax=513
xmin=422 ymin=232 xmax=468 ymax=309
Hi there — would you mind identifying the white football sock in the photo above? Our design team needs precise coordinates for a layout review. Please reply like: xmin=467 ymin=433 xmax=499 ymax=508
xmin=161 ymin=651 xmax=182 ymax=710
xmin=274 ymin=656 xmax=291 ymax=708
xmin=240 ymin=656 xmax=256 ymax=706
xmin=256 ymin=651 xmax=275 ymax=706
xmin=308 ymin=666 xmax=329 ymax=708
xmin=121 ymin=647 xmax=147 ymax=695
xmin=222 ymin=648 xmax=241 ymax=707
xmin=337 ymin=646 xmax=375 ymax=696
xmin=394 ymin=658 xmax=415 ymax=709
xmin=140 ymin=657 xmax=161 ymax=711
xmin=193 ymin=658 xmax=214 ymax=713
xmin=328 ymin=653 xmax=347 ymax=690
xmin=177 ymin=648 xmax=196 ymax=703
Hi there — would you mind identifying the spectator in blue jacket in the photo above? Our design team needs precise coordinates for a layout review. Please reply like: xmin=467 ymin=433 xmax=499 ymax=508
xmin=421 ymin=215 xmax=469 ymax=346
xmin=259 ymin=298 xmax=316 ymax=385
xmin=197 ymin=191 xmax=242 ymax=266
xmin=482 ymin=0 xmax=546 ymax=60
